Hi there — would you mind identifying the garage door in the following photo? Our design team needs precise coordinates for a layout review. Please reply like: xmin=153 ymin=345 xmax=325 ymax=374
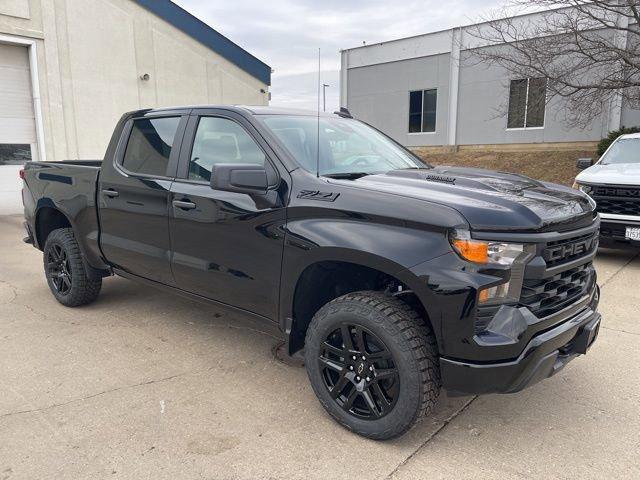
xmin=0 ymin=43 xmax=36 ymax=164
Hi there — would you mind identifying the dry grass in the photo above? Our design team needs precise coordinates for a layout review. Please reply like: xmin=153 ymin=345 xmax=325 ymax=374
xmin=413 ymin=149 xmax=597 ymax=187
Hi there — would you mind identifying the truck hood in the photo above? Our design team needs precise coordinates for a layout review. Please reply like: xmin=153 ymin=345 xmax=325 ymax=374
xmin=576 ymin=162 xmax=640 ymax=186
xmin=330 ymin=167 xmax=595 ymax=232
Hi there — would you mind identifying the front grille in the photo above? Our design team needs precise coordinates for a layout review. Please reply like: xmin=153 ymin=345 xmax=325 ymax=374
xmin=592 ymin=185 xmax=640 ymax=216
xmin=543 ymin=232 xmax=598 ymax=268
xmin=594 ymin=199 xmax=640 ymax=216
xmin=520 ymin=262 xmax=595 ymax=318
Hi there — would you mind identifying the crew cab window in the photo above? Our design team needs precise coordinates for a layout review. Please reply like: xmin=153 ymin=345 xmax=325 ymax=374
xmin=189 ymin=117 xmax=266 ymax=183
xmin=122 ymin=117 xmax=180 ymax=176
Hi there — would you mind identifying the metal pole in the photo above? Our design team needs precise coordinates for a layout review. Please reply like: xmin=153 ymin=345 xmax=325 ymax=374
xmin=322 ymin=84 xmax=329 ymax=112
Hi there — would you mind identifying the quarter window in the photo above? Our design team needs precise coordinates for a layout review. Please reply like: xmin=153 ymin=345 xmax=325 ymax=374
xmin=507 ymin=77 xmax=547 ymax=129
xmin=122 ymin=117 xmax=180 ymax=176
xmin=409 ymin=89 xmax=437 ymax=133
xmin=189 ymin=117 xmax=266 ymax=183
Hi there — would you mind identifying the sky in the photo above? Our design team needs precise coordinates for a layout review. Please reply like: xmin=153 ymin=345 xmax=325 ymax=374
xmin=173 ymin=0 xmax=509 ymax=111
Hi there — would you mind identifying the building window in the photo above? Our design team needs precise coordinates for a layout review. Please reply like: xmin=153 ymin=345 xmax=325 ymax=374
xmin=409 ymin=89 xmax=437 ymax=133
xmin=0 ymin=144 xmax=32 ymax=165
xmin=507 ymin=77 xmax=547 ymax=129
xmin=122 ymin=117 xmax=181 ymax=177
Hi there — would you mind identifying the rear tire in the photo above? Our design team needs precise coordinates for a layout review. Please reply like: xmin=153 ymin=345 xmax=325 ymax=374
xmin=43 ymin=228 xmax=102 ymax=307
xmin=304 ymin=291 xmax=440 ymax=440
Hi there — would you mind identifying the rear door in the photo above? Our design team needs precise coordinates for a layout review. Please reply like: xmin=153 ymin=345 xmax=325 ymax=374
xmin=98 ymin=111 xmax=188 ymax=284
xmin=168 ymin=110 xmax=287 ymax=319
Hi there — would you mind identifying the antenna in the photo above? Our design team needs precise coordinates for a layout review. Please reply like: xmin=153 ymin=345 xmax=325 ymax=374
xmin=316 ymin=47 xmax=321 ymax=178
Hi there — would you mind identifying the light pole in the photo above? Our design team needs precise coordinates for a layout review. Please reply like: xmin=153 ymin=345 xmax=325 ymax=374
xmin=322 ymin=84 xmax=330 ymax=112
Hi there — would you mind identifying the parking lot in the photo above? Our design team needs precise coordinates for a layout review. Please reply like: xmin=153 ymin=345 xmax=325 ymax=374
xmin=1 ymin=213 xmax=639 ymax=479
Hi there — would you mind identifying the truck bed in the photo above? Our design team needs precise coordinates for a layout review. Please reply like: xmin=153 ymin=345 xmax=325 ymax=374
xmin=30 ymin=159 xmax=102 ymax=168
xmin=22 ymin=160 xmax=104 ymax=269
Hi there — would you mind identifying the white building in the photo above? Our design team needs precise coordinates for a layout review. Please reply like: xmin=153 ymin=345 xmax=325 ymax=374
xmin=0 ymin=0 xmax=271 ymax=214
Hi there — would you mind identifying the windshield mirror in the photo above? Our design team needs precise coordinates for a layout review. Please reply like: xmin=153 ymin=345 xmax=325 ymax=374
xmin=601 ymin=138 xmax=640 ymax=165
xmin=261 ymin=115 xmax=427 ymax=176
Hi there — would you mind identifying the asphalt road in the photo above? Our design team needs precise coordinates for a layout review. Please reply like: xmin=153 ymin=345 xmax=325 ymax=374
xmin=1 ymin=214 xmax=639 ymax=480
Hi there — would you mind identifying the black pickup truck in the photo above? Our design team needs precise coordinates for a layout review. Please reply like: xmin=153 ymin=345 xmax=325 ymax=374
xmin=22 ymin=106 xmax=601 ymax=439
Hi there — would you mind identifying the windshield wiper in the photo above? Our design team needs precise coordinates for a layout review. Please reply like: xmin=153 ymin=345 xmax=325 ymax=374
xmin=323 ymin=172 xmax=371 ymax=180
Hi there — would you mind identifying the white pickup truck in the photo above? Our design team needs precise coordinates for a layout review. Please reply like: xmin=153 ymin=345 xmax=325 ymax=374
xmin=574 ymin=133 xmax=640 ymax=246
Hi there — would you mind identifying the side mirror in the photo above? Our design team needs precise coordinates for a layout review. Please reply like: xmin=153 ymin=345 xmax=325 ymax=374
xmin=211 ymin=163 xmax=270 ymax=194
xmin=576 ymin=158 xmax=593 ymax=170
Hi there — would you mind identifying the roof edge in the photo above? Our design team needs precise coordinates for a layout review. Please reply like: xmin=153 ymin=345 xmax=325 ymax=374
xmin=341 ymin=5 xmax=564 ymax=53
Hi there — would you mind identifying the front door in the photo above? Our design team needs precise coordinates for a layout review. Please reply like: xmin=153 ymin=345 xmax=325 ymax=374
xmin=99 ymin=113 xmax=187 ymax=284
xmin=168 ymin=112 xmax=287 ymax=319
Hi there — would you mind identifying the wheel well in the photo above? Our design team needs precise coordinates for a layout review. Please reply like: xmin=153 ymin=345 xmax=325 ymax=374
xmin=36 ymin=207 xmax=71 ymax=250
xmin=288 ymin=261 xmax=432 ymax=355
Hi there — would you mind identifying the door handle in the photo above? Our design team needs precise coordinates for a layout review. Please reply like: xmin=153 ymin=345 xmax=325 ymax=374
xmin=102 ymin=189 xmax=119 ymax=198
xmin=172 ymin=199 xmax=197 ymax=210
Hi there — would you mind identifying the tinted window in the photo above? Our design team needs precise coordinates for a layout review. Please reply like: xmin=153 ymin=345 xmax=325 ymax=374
xmin=263 ymin=115 xmax=423 ymax=176
xmin=409 ymin=91 xmax=422 ymax=133
xmin=189 ymin=117 xmax=266 ymax=183
xmin=526 ymin=77 xmax=547 ymax=127
xmin=122 ymin=117 xmax=180 ymax=176
xmin=507 ymin=78 xmax=547 ymax=129
xmin=507 ymin=79 xmax=527 ymax=129
xmin=408 ymin=89 xmax=437 ymax=133
xmin=422 ymin=89 xmax=437 ymax=133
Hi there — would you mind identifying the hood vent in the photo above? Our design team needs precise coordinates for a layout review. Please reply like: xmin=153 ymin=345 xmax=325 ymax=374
xmin=385 ymin=169 xmax=455 ymax=184
xmin=424 ymin=174 xmax=456 ymax=184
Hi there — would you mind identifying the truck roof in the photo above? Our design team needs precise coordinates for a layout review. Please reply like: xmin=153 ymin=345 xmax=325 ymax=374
xmin=129 ymin=105 xmax=340 ymax=118
xmin=619 ymin=132 xmax=640 ymax=139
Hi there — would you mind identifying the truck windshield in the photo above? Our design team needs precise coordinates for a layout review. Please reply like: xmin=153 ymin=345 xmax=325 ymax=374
xmin=261 ymin=115 xmax=426 ymax=176
xmin=601 ymin=138 xmax=640 ymax=165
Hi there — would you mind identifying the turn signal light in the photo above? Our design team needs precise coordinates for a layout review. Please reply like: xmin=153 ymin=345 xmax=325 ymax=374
xmin=19 ymin=169 xmax=25 ymax=180
xmin=450 ymin=238 xmax=489 ymax=263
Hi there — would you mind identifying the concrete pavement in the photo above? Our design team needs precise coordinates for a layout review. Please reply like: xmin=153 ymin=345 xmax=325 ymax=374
xmin=0 ymin=214 xmax=638 ymax=479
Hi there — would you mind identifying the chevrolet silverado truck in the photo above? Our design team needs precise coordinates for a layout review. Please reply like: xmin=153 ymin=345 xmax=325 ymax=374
xmin=574 ymin=133 xmax=640 ymax=246
xmin=22 ymin=106 xmax=601 ymax=439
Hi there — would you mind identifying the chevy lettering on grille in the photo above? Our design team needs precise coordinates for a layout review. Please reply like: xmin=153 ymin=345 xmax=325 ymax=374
xmin=543 ymin=235 xmax=598 ymax=263
xmin=593 ymin=187 xmax=640 ymax=198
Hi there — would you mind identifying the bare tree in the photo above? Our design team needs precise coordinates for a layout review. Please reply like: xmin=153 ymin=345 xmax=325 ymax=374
xmin=465 ymin=1 xmax=640 ymax=128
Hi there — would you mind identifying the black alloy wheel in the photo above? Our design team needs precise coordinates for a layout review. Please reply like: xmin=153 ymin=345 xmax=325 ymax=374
xmin=305 ymin=291 xmax=441 ymax=440
xmin=43 ymin=228 xmax=102 ymax=307
xmin=46 ymin=243 xmax=72 ymax=295
xmin=320 ymin=324 xmax=399 ymax=419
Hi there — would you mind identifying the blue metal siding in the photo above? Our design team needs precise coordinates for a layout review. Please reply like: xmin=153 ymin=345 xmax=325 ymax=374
xmin=134 ymin=0 xmax=271 ymax=85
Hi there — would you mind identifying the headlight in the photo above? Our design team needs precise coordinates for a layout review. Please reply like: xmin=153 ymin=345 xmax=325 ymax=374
xmin=572 ymin=182 xmax=593 ymax=195
xmin=572 ymin=182 xmax=597 ymax=209
xmin=450 ymin=229 xmax=526 ymax=304
xmin=449 ymin=229 xmax=524 ymax=265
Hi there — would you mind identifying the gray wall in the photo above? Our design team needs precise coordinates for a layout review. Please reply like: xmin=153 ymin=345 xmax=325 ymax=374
xmin=456 ymin=49 xmax=609 ymax=145
xmin=621 ymin=25 xmax=640 ymax=128
xmin=621 ymin=100 xmax=640 ymax=127
xmin=345 ymin=34 xmax=638 ymax=146
xmin=347 ymin=54 xmax=451 ymax=146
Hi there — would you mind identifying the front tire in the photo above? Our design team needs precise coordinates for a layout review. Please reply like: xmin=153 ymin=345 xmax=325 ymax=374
xmin=43 ymin=228 xmax=102 ymax=307
xmin=304 ymin=291 xmax=440 ymax=440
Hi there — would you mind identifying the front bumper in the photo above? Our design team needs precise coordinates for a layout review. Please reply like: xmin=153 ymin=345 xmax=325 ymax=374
xmin=599 ymin=215 xmax=640 ymax=245
xmin=441 ymin=296 xmax=601 ymax=395
xmin=404 ymin=219 xmax=603 ymax=396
